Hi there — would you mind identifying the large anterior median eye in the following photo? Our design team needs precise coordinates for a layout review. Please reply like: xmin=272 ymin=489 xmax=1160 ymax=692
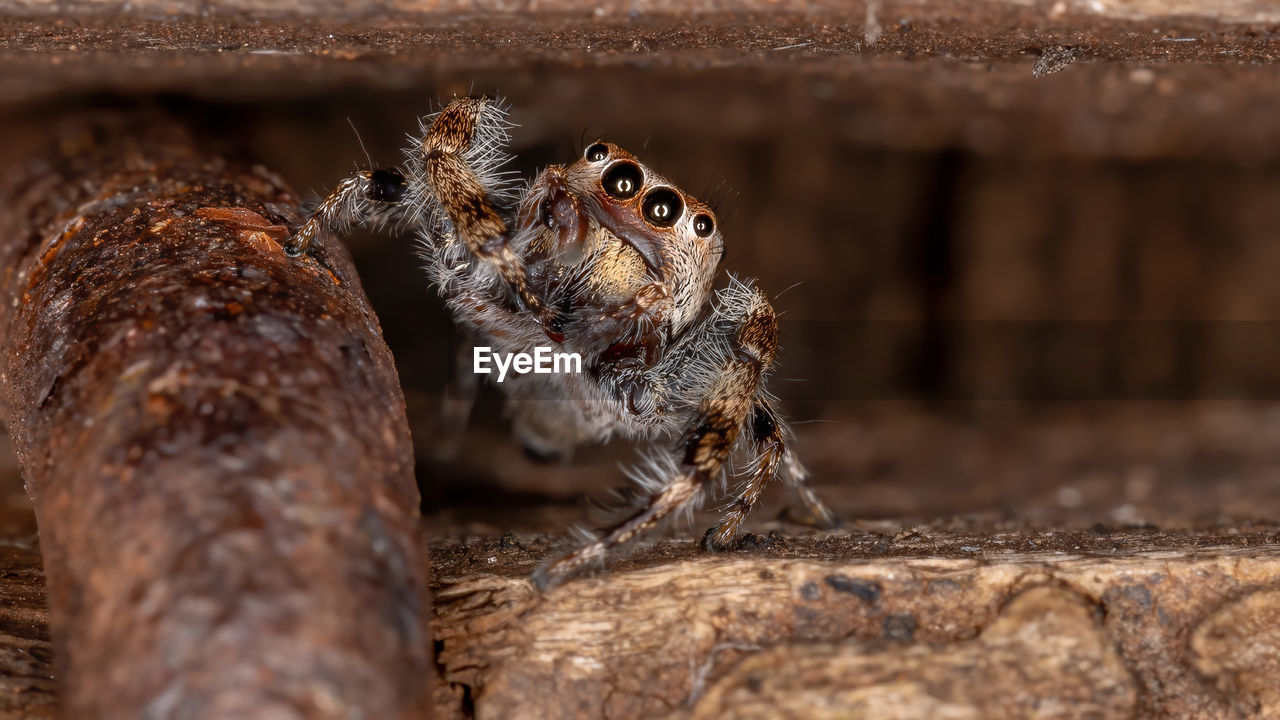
xmin=603 ymin=162 xmax=642 ymax=199
xmin=642 ymin=188 xmax=683 ymax=227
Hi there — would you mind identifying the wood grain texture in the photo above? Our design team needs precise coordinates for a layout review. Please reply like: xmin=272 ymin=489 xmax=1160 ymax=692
xmin=433 ymin=538 xmax=1280 ymax=719
xmin=0 ymin=526 xmax=1277 ymax=717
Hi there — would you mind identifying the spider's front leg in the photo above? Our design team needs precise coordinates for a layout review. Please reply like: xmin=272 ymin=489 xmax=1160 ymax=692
xmin=533 ymin=288 xmax=779 ymax=589
xmin=284 ymin=168 xmax=409 ymax=256
xmin=413 ymin=97 xmax=554 ymax=323
xmin=287 ymin=97 xmax=553 ymax=324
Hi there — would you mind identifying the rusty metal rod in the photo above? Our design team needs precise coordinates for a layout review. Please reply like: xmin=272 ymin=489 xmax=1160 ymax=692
xmin=0 ymin=114 xmax=429 ymax=718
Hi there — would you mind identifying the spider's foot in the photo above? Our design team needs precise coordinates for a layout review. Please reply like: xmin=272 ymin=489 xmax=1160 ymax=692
xmin=282 ymin=235 xmax=309 ymax=258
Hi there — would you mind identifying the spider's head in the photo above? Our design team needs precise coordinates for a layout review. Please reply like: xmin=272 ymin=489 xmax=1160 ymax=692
xmin=516 ymin=141 xmax=724 ymax=334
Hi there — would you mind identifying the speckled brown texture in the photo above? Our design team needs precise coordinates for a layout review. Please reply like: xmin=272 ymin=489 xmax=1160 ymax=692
xmin=1190 ymin=588 xmax=1280 ymax=716
xmin=0 ymin=115 xmax=429 ymax=718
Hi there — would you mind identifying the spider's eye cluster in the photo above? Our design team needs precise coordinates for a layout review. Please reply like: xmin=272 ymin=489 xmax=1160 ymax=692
xmin=598 ymin=157 xmax=717 ymax=237
xmin=603 ymin=162 xmax=642 ymax=199
xmin=585 ymin=143 xmax=609 ymax=162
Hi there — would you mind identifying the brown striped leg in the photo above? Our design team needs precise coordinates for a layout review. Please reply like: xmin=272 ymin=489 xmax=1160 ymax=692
xmin=533 ymin=362 xmax=761 ymax=588
xmin=532 ymin=467 xmax=703 ymax=589
xmin=419 ymin=97 xmax=551 ymax=322
xmin=703 ymin=398 xmax=840 ymax=549
xmin=702 ymin=402 xmax=788 ymax=550
xmin=533 ymin=295 xmax=776 ymax=588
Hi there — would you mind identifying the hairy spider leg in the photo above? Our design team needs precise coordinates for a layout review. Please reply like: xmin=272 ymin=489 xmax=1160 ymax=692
xmin=415 ymin=98 xmax=552 ymax=321
xmin=534 ymin=291 xmax=782 ymax=588
xmin=701 ymin=396 xmax=840 ymax=548
xmin=284 ymin=168 xmax=410 ymax=256
xmin=286 ymin=98 xmax=553 ymax=326
xmin=702 ymin=401 xmax=788 ymax=549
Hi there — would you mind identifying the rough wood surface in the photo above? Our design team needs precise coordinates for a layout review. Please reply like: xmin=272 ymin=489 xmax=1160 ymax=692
xmin=2 ymin=526 xmax=1278 ymax=719
xmin=0 ymin=114 xmax=429 ymax=718
xmin=679 ymin=585 xmax=1135 ymax=719
xmin=3 ymin=11 xmax=1280 ymax=163
xmin=432 ymin=533 xmax=1280 ymax=719
xmin=0 ymin=0 xmax=1276 ymax=22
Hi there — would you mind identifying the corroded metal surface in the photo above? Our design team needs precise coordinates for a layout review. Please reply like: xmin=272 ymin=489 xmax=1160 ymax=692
xmin=0 ymin=115 xmax=428 ymax=718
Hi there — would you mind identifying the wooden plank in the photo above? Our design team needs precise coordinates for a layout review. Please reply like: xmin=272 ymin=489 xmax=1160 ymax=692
xmin=432 ymin=534 xmax=1280 ymax=719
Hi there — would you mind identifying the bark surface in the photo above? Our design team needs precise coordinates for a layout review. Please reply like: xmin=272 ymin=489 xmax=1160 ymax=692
xmin=0 ymin=115 xmax=429 ymax=719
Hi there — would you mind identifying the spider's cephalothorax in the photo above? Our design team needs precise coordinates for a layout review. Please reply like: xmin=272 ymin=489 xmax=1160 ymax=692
xmin=286 ymin=96 xmax=837 ymax=588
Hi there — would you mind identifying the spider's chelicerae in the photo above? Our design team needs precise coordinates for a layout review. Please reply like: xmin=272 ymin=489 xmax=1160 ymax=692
xmin=286 ymin=96 xmax=838 ymax=588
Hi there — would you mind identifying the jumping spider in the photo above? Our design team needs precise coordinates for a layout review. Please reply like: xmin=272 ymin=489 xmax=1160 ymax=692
xmin=286 ymin=96 xmax=838 ymax=588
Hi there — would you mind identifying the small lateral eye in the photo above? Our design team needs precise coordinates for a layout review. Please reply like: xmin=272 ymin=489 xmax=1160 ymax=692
xmin=642 ymin=188 xmax=684 ymax=228
xmin=692 ymin=213 xmax=715 ymax=237
xmin=603 ymin=162 xmax=642 ymax=199
xmin=585 ymin=143 xmax=609 ymax=162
